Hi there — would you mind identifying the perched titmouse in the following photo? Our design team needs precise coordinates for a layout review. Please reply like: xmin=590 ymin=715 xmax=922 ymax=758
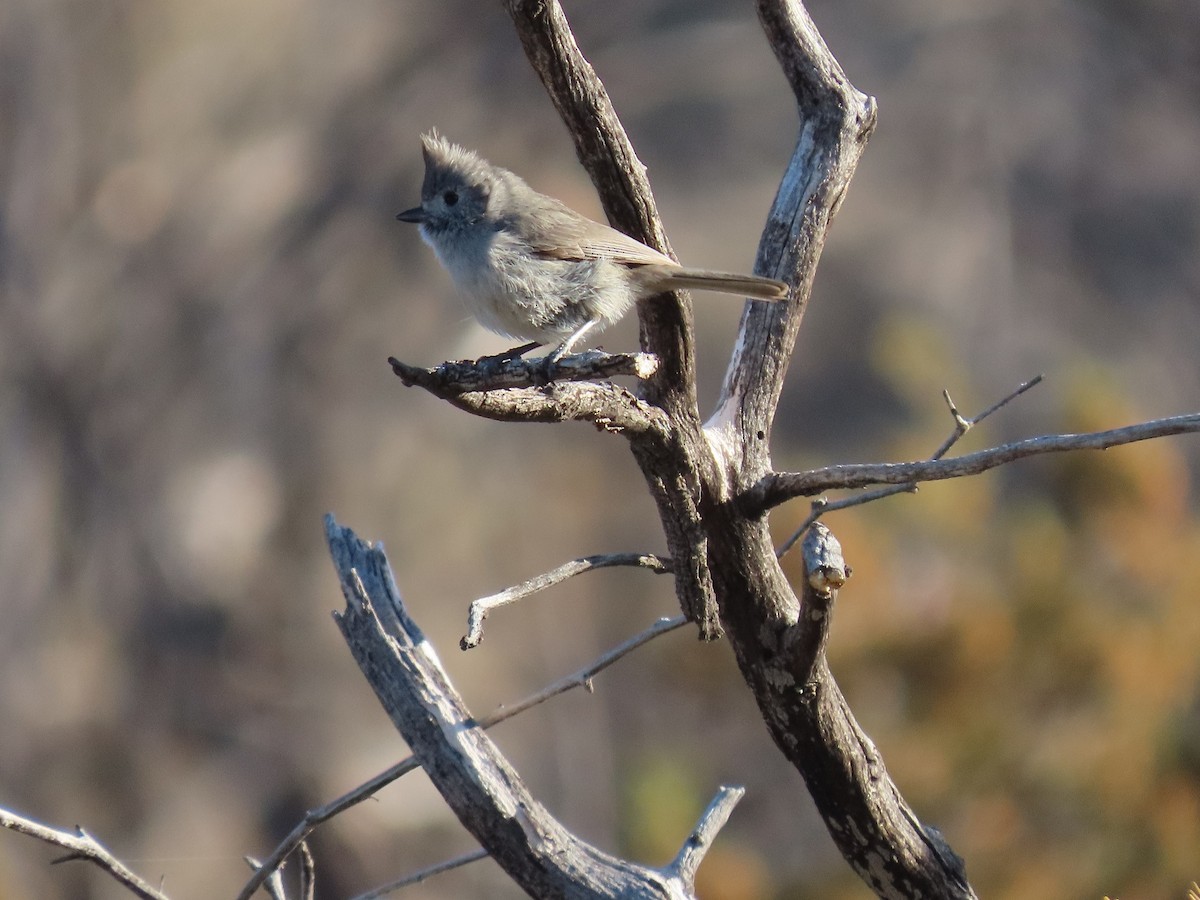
xmin=397 ymin=132 xmax=789 ymax=360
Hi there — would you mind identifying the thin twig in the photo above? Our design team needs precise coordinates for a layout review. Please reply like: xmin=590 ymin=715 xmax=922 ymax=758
xmin=235 ymin=757 xmax=421 ymax=900
xmin=666 ymin=785 xmax=746 ymax=889
xmin=463 ymin=553 xmax=672 ymax=649
xmin=236 ymin=614 xmax=685 ymax=900
xmin=761 ymin=408 xmax=1200 ymax=509
xmin=477 ymin=615 xmax=687 ymax=727
xmin=298 ymin=841 xmax=315 ymax=900
xmin=350 ymin=848 xmax=490 ymax=900
xmin=774 ymin=488 xmax=911 ymax=561
xmin=776 ymin=375 xmax=1044 ymax=557
xmin=0 ymin=808 xmax=169 ymax=900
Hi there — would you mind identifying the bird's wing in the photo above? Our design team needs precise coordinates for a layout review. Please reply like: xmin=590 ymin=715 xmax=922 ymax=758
xmin=513 ymin=198 xmax=677 ymax=268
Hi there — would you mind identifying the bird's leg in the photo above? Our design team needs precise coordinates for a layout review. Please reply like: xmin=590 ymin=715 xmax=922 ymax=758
xmin=545 ymin=318 xmax=600 ymax=371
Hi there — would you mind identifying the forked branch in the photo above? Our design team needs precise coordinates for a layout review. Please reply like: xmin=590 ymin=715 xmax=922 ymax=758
xmin=776 ymin=375 xmax=1045 ymax=557
xmin=0 ymin=808 xmax=168 ymax=900
xmin=327 ymin=515 xmax=731 ymax=899
xmin=238 ymin=608 xmax=687 ymax=899
xmin=753 ymin=411 xmax=1200 ymax=512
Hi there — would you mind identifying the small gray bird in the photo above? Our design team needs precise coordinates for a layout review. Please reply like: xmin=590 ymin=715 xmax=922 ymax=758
xmin=397 ymin=132 xmax=789 ymax=361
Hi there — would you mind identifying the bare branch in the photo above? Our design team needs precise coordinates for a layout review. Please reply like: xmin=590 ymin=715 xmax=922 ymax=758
xmin=388 ymin=350 xmax=659 ymax=394
xmin=238 ymin=610 xmax=685 ymax=899
xmin=930 ymin=375 xmax=1044 ymax=458
xmin=330 ymin=659 xmax=734 ymax=900
xmin=689 ymin=6 xmax=978 ymax=892
xmin=666 ymin=785 xmax=746 ymax=889
xmin=326 ymin=515 xmax=701 ymax=897
xmin=755 ymin=411 xmax=1200 ymax=512
xmin=758 ymin=0 xmax=867 ymax=113
xmin=501 ymin=1 xmax=665 ymax=238
xmin=477 ymin=615 xmax=688 ymax=728
xmin=462 ymin=552 xmax=672 ymax=649
xmin=775 ymin=375 xmax=1044 ymax=557
xmin=351 ymin=848 xmax=488 ymax=900
xmin=0 ymin=807 xmax=170 ymax=900
xmin=710 ymin=0 xmax=877 ymax=466
xmin=236 ymin=757 xmax=420 ymax=900
xmin=298 ymin=842 xmax=315 ymax=900
xmin=389 ymin=355 xmax=668 ymax=435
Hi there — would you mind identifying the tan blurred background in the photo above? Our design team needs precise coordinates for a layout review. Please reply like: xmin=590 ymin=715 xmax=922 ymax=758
xmin=1 ymin=0 xmax=1198 ymax=897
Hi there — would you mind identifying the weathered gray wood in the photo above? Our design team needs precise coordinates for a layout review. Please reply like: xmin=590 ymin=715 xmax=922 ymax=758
xmin=326 ymin=515 xmax=733 ymax=899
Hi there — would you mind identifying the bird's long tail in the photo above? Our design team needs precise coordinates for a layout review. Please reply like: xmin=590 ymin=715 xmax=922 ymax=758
xmin=650 ymin=266 xmax=789 ymax=301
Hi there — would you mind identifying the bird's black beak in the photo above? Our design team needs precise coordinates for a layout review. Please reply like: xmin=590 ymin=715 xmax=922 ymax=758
xmin=396 ymin=206 xmax=425 ymax=223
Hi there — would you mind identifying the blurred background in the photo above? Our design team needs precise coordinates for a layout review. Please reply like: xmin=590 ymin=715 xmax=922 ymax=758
xmin=1 ymin=0 xmax=1198 ymax=897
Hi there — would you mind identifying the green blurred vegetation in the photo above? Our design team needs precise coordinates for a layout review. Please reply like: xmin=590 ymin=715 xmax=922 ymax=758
xmin=0 ymin=0 xmax=1197 ymax=898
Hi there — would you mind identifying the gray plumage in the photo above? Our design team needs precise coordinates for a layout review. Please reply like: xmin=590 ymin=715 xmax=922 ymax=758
xmin=397 ymin=132 xmax=789 ymax=356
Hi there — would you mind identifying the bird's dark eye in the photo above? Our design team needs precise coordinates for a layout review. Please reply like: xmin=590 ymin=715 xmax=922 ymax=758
xmin=443 ymin=190 xmax=458 ymax=206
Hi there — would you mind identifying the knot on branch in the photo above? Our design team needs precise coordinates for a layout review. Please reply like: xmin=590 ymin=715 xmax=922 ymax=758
xmin=802 ymin=521 xmax=848 ymax=598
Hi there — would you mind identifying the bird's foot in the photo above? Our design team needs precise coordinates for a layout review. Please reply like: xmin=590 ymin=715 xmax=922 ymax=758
xmin=477 ymin=341 xmax=542 ymax=366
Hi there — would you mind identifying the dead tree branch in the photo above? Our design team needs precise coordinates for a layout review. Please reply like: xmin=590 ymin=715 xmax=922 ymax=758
xmin=775 ymin=375 xmax=1044 ymax=558
xmin=0 ymin=807 xmax=169 ymax=900
xmin=389 ymin=350 xmax=658 ymax=393
xmin=238 ymin=608 xmax=687 ymax=899
xmin=389 ymin=354 xmax=668 ymax=434
xmin=355 ymin=783 xmax=741 ymax=900
xmin=753 ymin=411 xmax=1200 ymax=511
xmin=477 ymin=614 xmax=688 ymax=726
xmin=297 ymin=843 xmax=315 ymax=900
xmin=244 ymin=856 xmax=287 ymax=900
xmin=351 ymin=848 xmax=489 ymax=900
xmin=666 ymin=785 xmax=746 ymax=887
xmin=326 ymin=514 xmax=737 ymax=898
xmin=462 ymin=552 xmax=672 ymax=649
